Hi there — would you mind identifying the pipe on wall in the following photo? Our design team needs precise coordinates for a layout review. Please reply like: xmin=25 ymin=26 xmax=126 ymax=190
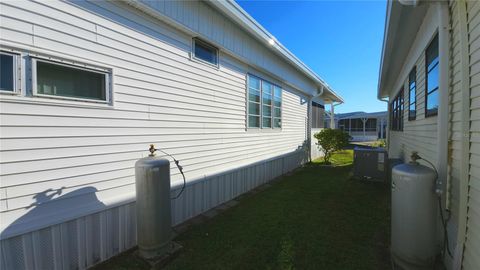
xmin=436 ymin=0 xmax=450 ymax=205
xmin=436 ymin=1 xmax=455 ymax=266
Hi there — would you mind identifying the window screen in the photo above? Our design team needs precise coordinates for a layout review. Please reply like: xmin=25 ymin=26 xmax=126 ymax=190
xmin=36 ymin=60 xmax=107 ymax=101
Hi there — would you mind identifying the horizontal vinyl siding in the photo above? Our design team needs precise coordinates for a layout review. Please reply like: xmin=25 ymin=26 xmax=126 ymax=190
xmin=445 ymin=1 xmax=462 ymax=266
xmin=389 ymin=50 xmax=438 ymax=164
xmin=0 ymin=0 xmax=309 ymax=237
xmin=464 ymin=1 xmax=480 ymax=269
xmin=137 ymin=0 xmax=317 ymax=93
xmin=0 ymin=151 xmax=306 ymax=270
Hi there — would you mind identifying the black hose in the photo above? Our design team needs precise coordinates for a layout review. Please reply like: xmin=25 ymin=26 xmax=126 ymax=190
xmin=438 ymin=196 xmax=453 ymax=259
xmin=416 ymin=155 xmax=453 ymax=259
xmin=152 ymin=147 xmax=186 ymax=200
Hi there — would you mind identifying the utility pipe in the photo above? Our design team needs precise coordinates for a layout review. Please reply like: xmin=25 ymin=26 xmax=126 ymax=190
xmin=435 ymin=1 xmax=452 ymax=264
xmin=436 ymin=1 xmax=450 ymax=202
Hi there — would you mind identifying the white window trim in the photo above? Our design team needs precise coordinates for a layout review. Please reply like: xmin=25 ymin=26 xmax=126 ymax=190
xmin=191 ymin=38 xmax=220 ymax=69
xmin=273 ymin=84 xmax=283 ymax=129
xmin=31 ymin=57 xmax=112 ymax=105
xmin=246 ymin=73 xmax=283 ymax=130
xmin=0 ymin=51 xmax=21 ymax=95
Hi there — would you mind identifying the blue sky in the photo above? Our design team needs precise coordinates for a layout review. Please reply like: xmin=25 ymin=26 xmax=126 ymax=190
xmin=237 ymin=0 xmax=387 ymax=113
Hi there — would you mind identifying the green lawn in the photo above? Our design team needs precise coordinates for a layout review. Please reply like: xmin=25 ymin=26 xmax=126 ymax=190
xmin=314 ymin=150 xmax=354 ymax=166
xmin=96 ymin=150 xmax=390 ymax=270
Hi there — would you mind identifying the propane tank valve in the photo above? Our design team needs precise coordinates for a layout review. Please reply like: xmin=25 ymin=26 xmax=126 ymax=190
xmin=410 ymin=151 xmax=421 ymax=164
xmin=149 ymin=144 xmax=157 ymax=156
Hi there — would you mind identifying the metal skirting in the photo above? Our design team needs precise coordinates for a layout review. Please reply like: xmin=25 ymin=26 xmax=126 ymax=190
xmin=0 ymin=150 xmax=306 ymax=270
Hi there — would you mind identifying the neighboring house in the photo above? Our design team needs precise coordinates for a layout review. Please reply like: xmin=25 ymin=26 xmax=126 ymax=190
xmin=378 ymin=0 xmax=479 ymax=269
xmin=325 ymin=111 xmax=387 ymax=141
xmin=0 ymin=0 xmax=343 ymax=269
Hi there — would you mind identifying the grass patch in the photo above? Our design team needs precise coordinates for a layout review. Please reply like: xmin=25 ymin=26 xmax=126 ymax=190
xmin=314 ymin=149 xmax=354 ymax=166
xmin=97 ymin=151 xmax=390 ymax=270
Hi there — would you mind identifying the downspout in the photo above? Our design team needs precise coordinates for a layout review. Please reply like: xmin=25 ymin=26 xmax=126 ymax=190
xmin=308 ymin=86 xmax=324 ymax=161
xmin=436 ymin=0 xmax=450 ymax=201
xmin=437 ymin=1 xmax=453 ymax=264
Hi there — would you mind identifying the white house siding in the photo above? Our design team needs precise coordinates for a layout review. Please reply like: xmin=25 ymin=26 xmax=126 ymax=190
xmin=385 ymin=4 xmax=463 ymax=269
xmin=447 ymin=1 xmax=464 ymax=269
xmin=386 ymin=2 xmax=480 ymax=269
xmin=137 ymin=0 xmax=319 ymax=94
xmin=0 ymin=0 xmax=315 ymax=269
xmin=387 ymin=6 xmax=439 ymax=165
xmin=462 ymin=1 xmax=480 ymax=269
xmin=311 ymin=128 xmax=324 ymax=160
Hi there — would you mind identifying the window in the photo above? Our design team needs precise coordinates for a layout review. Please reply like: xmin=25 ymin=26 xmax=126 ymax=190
xmin=193 ymin=38 xmax=218 ymax=66
xmin=247 ymin=74 xmax=282 ymax=129
xmin=425 ymin=34 xmax=439 ymax=117
xmin=390 ymin=89 xmax=404 ymax=131
xmin=408 ymin=67 xmax=416 ymax=120
xmin=33 ymin=59 xmax=109 ymax=102
xmin=0 ymin=52 xmax=17 ymax=92
xmin=273 ymin=85 xmax=282 ymax=128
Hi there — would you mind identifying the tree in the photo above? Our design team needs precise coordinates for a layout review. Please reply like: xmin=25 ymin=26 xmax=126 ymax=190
xmin=314 ymin=129 xmax=351 ymax=164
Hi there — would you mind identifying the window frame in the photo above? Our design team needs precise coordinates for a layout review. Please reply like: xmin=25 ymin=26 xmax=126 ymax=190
xmin=0 ymin=51 xmax=21 ymax=95
xmin=192 ymin=38 xmax=219 ymax=68
xmin=272 ymin=84 xmax=282 ymax=129
xmin=31 ymin=57 xmax=111 ymax=104
xmin=408 ymin=67 xmax=417 ymax=121
xmin=390 ymin=88 xmax=404 ymax=131
xmin=425 ymin=33 xmax=439 ymax=118
xmin=246 ymin=74 xmax=282 ymax=130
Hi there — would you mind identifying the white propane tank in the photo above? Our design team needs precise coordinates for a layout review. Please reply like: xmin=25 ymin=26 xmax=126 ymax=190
xmin=135 ymin=154 xmax=172 ymax=259
xmin=391 ymin=161 xmax=438 ymax=269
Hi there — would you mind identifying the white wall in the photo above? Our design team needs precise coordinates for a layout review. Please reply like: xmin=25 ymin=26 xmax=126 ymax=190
xmin=137 ymin=0 xmax=319 ymax=95
xmin=311 ymin=128 xmax=324 ymax=160
xmin=384 ymin=3 xmax=464 ymax=270
xmin=0 ymin=0 xmax=314 ymax=263
xmin=457 ymin=1 xmax=480 ymax=269
xmin=387 ymin=5 xmax=439 ymax=164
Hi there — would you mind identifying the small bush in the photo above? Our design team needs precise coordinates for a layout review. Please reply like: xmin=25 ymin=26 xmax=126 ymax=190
xmin=314 ymin=129 xmax=351 ymax=164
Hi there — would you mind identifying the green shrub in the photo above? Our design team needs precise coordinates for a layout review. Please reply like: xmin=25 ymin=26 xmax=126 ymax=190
xmin=314 ymin=129 xmax=351 ymax=164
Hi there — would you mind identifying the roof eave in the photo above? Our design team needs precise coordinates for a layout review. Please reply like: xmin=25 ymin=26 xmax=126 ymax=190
xmin=377 ymin=0 xmax=427 ymax=100
xmin=377 ymin=0 xmax=394 ymax=100
xmin=210 ymin=0 xmax=344 ymax=103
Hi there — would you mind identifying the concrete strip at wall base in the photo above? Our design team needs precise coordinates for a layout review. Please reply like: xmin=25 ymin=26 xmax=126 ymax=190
xmin=0 ymin=150 xmax=306 ymax=270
